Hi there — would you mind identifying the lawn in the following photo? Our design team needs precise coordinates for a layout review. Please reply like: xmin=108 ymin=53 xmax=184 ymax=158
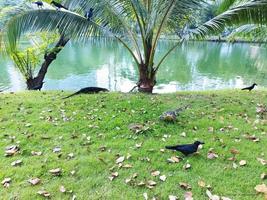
xmin=0 ymin=90 xmax=266 ymax=200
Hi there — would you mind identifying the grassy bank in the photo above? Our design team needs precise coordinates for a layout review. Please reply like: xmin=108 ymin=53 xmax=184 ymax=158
xmin=0 ymin=90 xmax=266 ymax=200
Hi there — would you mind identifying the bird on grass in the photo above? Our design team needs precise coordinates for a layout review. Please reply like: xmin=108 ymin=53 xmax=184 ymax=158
xmin=33 ymin=1 xmax=43 ymax=8
xmin=241 ymin=83 xmax=257 ymax=91
xmin=63 ymin=87 xmax=109 ymax=99
xmin=165 ymin=141 xmax=204 ymax=156
xmin=85 ymin=8 xmax=94 ymax=21
xmin=51 ymin=1 xmax=68 ymax=10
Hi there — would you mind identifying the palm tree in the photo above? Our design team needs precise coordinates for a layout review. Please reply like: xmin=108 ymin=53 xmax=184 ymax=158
xmin=3 ymin=0 xmax=267 ymax=92
xmin=0 ymin=0 xmax=69 ymax=90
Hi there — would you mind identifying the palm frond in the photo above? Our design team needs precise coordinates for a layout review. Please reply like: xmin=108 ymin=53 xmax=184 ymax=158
xmin=191 ymin=0 xmax=267 ymax=39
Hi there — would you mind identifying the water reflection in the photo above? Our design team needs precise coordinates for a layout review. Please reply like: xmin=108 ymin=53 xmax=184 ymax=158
xmin=0 ymin=40 xmax=267 ymax=93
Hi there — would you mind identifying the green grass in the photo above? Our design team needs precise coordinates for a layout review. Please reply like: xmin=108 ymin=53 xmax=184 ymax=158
xmin=0 ymin=90 xmax=266 ymax=200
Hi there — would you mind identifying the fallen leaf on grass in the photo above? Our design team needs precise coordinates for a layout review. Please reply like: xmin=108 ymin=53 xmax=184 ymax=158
xmin=169 ymin=195 xmax=178 ymax=200
xmin=179 ymin=182 xmax=191 ymax=190
xmin=122 ymin=164 xmax=133 ymax=169
xmin=183 ymin=163 xmax=191 ymax=170
xmin=147 ymin=180 xmax=157 ymax=188
xmin=232 ymin=162 xmax=238 ymax=169
xmin=230 ymin=148 xmax=239 ymax=155
xmin=11 ymin=159 xmax=22 ymax=166
xmin=244 ymin=133 xmax=260 ymax=142
xmin=160 ymin=175 xmax=167 ymax=182
xmin=255 ymin=184 xmax=267 ymax=194
xmin=135 ymin=143 xmax=142 ymax=148
xmin=198 ymin=180 xmax=206 ymax=188
xmin=37 ymin=190 xmax=50 ymax=198
xmin=5 ymin=145 xmax=19 ymax=156
xmin=137 ymin=181 xmax=146 ymax=187
xmin=49 ymin=168 xmax=62 ymax=176
xmin=67 ymin=153 xmax=74 ymax=159
xmin=167 ymin=156 xmax=180 ymax=163
xmin=151 ymin=170 xmax=160 ymax=177
xmin=257 ymin=158 xmax=267 ymax=166
xmin=143 ymin=193 xmax=148 ymax=200
xmin=184 ymin=191 xmax=193 ymax=200
xmin=31 ymin=151 xmax=42 ymax=156
xmin=206 ymin=190 xmax=220 ymax=200
xmin=116 ymin=156 xmax=125 ymax=164
xmin=28 ymin=178 xmax=41 ymax=185
xmin=207 ymin=149 xmax=218 ymax=160
xmin=129 ymin=123 xmax=149 ymax=134
xmin=108 ymin=172 xmax=119 ymax=181
xmin=239 ymin=160 xmax=247 ymax=166
xmin=53 ymin=147 xmax=61 ymax=153
xmin=1 ymin=177 xmax=11 ymax=188
xmin=59 ymin=185 xmax=66 ymax=193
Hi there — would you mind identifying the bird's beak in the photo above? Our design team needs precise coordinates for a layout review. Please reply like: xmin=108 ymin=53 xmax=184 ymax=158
xmin=200 ymin=142 xmax=205 ymax=144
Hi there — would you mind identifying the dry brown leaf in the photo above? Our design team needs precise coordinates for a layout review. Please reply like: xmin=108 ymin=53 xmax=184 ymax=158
xmin=53 ymin=146 xmax=61 ymax=153
xmin=167 ymin=156 xmax=180 ymax=163
xmin=28 ymin=178 xmax=41 ymax=185
xmin=5 ymin=145 xmax=19 ymax=156
xmin=168 ymin=195 xmax=178 ymax=200
xmin=207 ymin=152 xmax=218 ymax=160
xmin=116 ymin=156 xmax=125 ymax=164
xmin=147 ymin=180 xmax=157 ymax=186
xmin=37 ymin=190 xmax=50 ymax=198
xmin=151 ymin=170 xmax=160 ymax=176
xmin=59 ymin=185 xmax=66 ymax=193
xmin=179 ymin=182 xmax=191 ymax=190
xmin=257 ymin=158 xmax=267 ymax=166
xmin=184 ymin=191 xmax=193 ymax=200
xmin=11 ymin=159 xmax=22 ymax=167
xmin=198 ymin=180 xmax=206 ymax=188
xmin=49 ymin=168 xmax=62 ymax=176
xmin=232 ymin=162 xmax=238 ymax=169
xmin=143 ymin=192 xmax=148 ymax=200
xmin=230 ymin=148 xmax=239 ymax=155
xmin=206 ymin=190 xmax=220 ymax=200
xmin=108 ymin=172 xmax=119 ymax=181
xmin=239 ymin=160 xmax=247 ymax=166
xmin=1 ymin=178 xmax=11 ymax=188
xmin=255 ymin=184 xmax=267 ymax=194
xmin=67 ymin=153 xmax=74 ymax=159
xmin=160 ymin=175 xmax=167 ymax=182
xmin=137 ymin=181 xmax=146 ymax=187
xmin=31 ymin=151 xmax=42 ymax=156
xmin=135 ymin=143 xmax=142 ymax=148
xmin=183 ymin=163 xmax=191 ymax=170
xmin=122 ymin=164 xmax=133 ymax=169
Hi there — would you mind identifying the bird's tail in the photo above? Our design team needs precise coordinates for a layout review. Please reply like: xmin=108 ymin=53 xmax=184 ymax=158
xmin=62 ymin=92 xmax=78 ymax=99
xmin=165 ymin=145 xmax=177 ymax=150
xmin=241 ymin=88 xmax=246 ymax=90
xmin=62 ymin=5 xmax=68 ymax=10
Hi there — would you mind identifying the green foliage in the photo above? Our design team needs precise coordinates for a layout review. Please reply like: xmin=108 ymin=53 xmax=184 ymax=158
xmin=9 ymin=32 xmax=59 ymax=80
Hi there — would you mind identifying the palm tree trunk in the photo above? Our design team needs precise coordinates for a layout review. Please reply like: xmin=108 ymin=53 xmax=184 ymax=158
xmin=137 ymin=64 xmax=156 ymax=93
xmin=27 ymin=35 xmax=69 ymax=90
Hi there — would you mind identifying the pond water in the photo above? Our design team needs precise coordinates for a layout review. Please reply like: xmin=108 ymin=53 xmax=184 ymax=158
xmin=1 ymin=40 xmax=267 ymax=93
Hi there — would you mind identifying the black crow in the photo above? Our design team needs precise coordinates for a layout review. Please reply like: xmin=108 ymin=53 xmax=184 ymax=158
xmin=63 ymin=87 xmax=109 ymax=99
xmin=33 ymin=1 xmax=43 ymax=8
xmin=85 ymin=8 xmax=94 ymax=20
xmin=165 ymin=141 xmax=204 ymax=156
xmin=51 ymin=1 xmax=68 ymax=10
xmin=241 ymin=83 xmax=257 ymax=91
